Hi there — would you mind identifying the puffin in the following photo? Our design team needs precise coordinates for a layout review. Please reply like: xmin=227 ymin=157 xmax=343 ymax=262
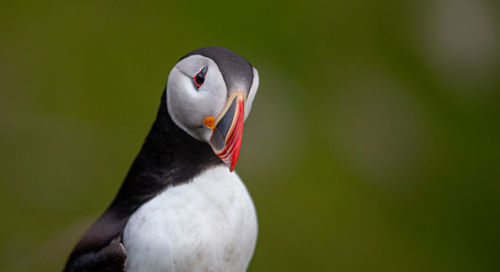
xmin=63 ymin=46 xmax=259 ymax=272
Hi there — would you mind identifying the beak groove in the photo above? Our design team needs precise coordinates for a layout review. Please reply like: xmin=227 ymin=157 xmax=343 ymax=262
xmin=208 ymin=91 xmax=246 ymax=171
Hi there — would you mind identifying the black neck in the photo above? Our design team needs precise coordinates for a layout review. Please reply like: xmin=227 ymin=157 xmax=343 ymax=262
xmin=110 ymin=91 xmax=223 ymax=215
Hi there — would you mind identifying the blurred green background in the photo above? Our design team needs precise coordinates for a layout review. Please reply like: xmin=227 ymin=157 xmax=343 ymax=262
xmin=1 ymin=0 xmax=500 ymax=271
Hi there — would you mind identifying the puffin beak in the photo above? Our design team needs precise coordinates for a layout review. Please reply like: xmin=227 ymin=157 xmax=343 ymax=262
xmin=205 ymin=91 xmax=246 ymax=172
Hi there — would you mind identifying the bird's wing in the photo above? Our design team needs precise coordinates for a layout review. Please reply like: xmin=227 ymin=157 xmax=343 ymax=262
xmin=64 ymin=236 xmax=126 ymax=272
xmin=63 ymin=210 xmax=128 ymax=272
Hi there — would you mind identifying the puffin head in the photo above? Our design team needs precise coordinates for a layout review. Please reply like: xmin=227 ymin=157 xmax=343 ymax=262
xmin=165 ymin=47 xmax=259 ymax=172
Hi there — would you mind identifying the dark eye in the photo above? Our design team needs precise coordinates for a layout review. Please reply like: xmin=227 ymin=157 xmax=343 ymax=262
xmin=192 ymin=66 xmax=208 ymax=90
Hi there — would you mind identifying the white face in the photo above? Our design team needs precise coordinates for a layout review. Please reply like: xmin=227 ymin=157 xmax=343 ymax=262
xmin=166 ymin=55 xmax=259 ymax=143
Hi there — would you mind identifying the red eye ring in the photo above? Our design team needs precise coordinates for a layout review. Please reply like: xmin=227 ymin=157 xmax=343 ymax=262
xmin=192 ymin=66 xmax=208 ymax=90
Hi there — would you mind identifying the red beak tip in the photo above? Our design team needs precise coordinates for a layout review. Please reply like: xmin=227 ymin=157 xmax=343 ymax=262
xmin=228 ymin=160 xmax=236 ymax=172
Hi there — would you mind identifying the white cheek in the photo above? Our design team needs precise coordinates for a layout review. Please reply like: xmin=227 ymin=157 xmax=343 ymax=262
xmin=167 ymin=64 xmax=227 ymax=143
xmin=168 ymin=69 xmax=206 ymax=126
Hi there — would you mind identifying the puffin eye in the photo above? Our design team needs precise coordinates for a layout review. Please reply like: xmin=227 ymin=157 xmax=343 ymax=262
xmin=192 ymin=66 xmax=208 ymax=90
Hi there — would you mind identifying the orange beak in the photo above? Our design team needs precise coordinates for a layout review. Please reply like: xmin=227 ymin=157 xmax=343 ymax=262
xmin=205 ymin=91 xmax=246 ymax=172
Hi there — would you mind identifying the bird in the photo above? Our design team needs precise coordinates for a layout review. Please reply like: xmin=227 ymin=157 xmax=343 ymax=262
xmin=63 ymin=46 xmax=260 ymax=272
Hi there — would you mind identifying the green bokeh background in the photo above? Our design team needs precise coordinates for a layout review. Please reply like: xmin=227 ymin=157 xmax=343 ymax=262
xmin=1 ymin=0 xmax=499 ymax=271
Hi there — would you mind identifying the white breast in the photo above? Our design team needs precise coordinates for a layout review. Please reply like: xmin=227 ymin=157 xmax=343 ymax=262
xmin=123 ymin=165 xmax=258 ymax=272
